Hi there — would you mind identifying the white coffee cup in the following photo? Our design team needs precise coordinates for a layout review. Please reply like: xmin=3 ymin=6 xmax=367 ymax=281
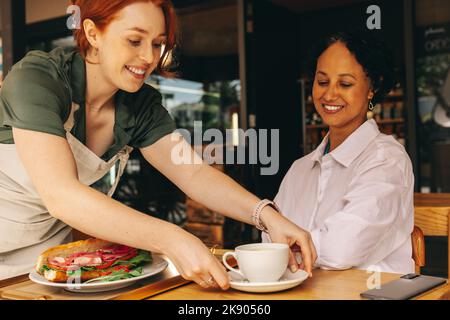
xmin=222 ymin=243 xmax=289 ymax=283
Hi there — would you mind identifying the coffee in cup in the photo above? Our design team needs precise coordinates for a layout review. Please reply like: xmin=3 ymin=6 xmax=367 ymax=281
xmin=222 ymin=243 xmax=289 ymax=282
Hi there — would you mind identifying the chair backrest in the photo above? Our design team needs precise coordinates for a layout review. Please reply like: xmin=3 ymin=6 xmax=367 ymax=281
xmin=411 ymin=225 xmax=425 ymax=268
xmin=414 ymin=207 xmax=449 ymax=236
xmin=413 ymin=202 xmax=450 ymax=278
xmin=414 ymin=193 xmax=450 ymax=207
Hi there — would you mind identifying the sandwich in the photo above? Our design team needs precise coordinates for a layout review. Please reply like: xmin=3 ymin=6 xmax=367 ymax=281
xmin=35 ymin=238 xmax=152 ymax=283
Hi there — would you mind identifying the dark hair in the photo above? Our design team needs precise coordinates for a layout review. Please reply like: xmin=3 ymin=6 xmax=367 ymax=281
xmin=307 ymin=31 xmax=397 ymax=104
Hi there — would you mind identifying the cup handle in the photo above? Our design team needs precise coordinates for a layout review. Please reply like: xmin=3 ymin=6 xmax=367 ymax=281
xmin=222 ymin=252 xmax=245 ymax=279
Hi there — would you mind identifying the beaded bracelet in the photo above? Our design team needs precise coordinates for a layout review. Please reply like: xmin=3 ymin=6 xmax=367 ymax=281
xmin=252 ymin=199 xmax=280 ymax=233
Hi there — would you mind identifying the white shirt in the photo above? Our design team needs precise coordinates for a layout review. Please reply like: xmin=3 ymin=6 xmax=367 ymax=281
xmin=264 ymin=119 xmax=415 ymax=274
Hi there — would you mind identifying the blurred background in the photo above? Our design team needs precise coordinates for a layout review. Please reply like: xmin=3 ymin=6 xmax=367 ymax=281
xmin=1 ymin=0 xmax=449 ymax=277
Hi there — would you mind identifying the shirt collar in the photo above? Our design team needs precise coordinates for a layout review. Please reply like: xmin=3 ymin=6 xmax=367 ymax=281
xmin=69 ymin=52 xmax=86 ymax=105
xmin=310 ymin=132 xmax=331 ymax=165
xmin=114 ymin=90 xmax=136 ymax=130
xmin=310 ymin=119 xmax=380 ymax=168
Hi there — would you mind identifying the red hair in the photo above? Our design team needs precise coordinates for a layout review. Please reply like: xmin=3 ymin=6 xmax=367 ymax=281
xmin=70 ymin=0 xmax=178 ymax=77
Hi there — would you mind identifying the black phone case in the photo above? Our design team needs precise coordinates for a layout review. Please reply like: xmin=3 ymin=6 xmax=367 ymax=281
xmin=360 ymin=274 xmax=447 ymax=300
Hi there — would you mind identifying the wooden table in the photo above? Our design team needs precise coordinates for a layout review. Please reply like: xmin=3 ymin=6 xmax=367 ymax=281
xmin=149 ymin=268 xmax=449 ymax=300
xmin=1 ymin=251 xmax=448 ymax=300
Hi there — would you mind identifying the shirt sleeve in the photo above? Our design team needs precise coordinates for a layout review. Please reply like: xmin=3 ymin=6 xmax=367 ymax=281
xmin=261 ymin=161 xmax=299 ymax=244
xmin=130 ymin=86 xmax=176 ymax=148
xmin=0 ymin=60 xmax=70 ymax=139
xmin=310 ymin=151 xmax=414 ymax=270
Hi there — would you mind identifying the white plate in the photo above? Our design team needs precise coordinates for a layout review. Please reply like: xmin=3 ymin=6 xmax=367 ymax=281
xmin=29 ymin=255 xmax=168 ymax=293
xmin=229 ymin=269 xmax=309 ymax=293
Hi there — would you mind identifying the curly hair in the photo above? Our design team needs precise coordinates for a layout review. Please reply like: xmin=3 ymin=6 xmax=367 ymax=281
xmin=307 ymin=31 xmax=397 ymax=104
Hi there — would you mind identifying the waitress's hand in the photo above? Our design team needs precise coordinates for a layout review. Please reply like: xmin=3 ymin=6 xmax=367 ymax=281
xmin=162 ymin=228 xmax=230 ymax=290
xmin=260 ymin=207 xmax=318 ymax=277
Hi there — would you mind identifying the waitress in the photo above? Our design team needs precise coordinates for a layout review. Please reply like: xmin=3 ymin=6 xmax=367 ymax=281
xmin=0 ymin=0 xmax=316 ymax=286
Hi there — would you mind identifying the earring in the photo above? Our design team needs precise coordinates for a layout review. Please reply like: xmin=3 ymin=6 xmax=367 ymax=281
xmin=369 ymin=100 xmax=375 ymax=111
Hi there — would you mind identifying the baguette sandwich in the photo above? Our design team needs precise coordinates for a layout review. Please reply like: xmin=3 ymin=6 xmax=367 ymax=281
xmin=36 ymin=238 xmax=152 ymax=283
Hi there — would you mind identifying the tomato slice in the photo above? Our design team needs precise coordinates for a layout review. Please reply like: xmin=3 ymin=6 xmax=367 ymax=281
xmin=94 ymin=259 xmax=115 ymax=270
xmin=117 ymin=251 xmax=138 ymax=262
xmin=113 ymin=265 xmax=130 ymax=272
xmin=95 ymin=251 xmax=137 ymax=269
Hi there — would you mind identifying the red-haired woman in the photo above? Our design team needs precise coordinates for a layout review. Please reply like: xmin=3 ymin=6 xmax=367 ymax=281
xmin=0 ymin=1 xmax=316 ymax=286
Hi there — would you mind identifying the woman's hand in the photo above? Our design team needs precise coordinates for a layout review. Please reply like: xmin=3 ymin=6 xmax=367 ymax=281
xmin=162 ymin=227 xmax=230 ymax=290
xmin=260 ymin=207 xmax=318 ymax=277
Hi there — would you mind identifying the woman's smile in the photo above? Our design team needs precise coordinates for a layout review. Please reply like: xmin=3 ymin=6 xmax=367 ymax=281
xmin=322 ymin=103 xmax=345 ymax=114
xmin=125 ymin=65 xmax=149 ymax=80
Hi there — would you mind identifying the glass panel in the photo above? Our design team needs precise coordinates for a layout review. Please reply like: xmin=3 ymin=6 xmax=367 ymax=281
xmin=27 ymin=35 xmax=76 ymax=53
xmin=415 ymin=0 xmax=450 ymax=193
xmin=147 ymin=75 xmax=241 ymax=133
xmin=415 ymin=0 xmax=450 ymax=279
xmin=0 ymin=37 xmax=3 ymax=84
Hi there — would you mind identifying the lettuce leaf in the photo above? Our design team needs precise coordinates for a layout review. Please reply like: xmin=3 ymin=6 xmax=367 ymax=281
xmin=112 ymin=250 xmax=152 ymax=267
xmin=40 ymin=265 xmax=51 ymax=273
xmin=66 ymin=266 xmax=97 ymax=277
xmin=83 ymin=267 xmax=144 ymax=284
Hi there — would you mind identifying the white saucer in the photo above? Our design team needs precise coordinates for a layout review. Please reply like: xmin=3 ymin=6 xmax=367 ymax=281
xmin=228 ymin=269 xmax=309 ymax=293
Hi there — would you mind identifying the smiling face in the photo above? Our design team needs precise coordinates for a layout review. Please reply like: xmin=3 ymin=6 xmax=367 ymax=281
xmin=312 ymin=41 xmax=374 ymax=134
xmin=86 ymin=2 xmax=167 ymax=93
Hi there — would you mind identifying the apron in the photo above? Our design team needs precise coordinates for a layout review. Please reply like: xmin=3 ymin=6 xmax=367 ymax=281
xmin=0 ymin=102 xmax=133 ymax=280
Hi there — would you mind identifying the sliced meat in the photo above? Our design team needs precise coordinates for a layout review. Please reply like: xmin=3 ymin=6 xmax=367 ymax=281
xmin=46 ymin=245 xmax=138 ymax=272
xmin=72 ymin=256 xmax=103 ymax=266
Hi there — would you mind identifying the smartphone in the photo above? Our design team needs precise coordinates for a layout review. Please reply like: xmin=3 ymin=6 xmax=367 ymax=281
xmin=360 ymin=273 xmax=447 ymax=300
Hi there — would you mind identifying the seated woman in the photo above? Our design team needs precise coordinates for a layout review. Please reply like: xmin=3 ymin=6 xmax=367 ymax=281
xmin=264 ymin=31 xmax=414 ymax=274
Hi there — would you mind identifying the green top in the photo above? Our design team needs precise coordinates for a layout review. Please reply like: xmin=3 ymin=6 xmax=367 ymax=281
xmin=323 ymin=138 xmax=331 ymax=155
xmin=0 ymin=48 xmax=176 ymax=161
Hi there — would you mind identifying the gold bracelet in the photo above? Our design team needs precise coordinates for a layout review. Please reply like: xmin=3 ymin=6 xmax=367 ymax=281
xmin=252 ymin=199 xmax=280 ymax=233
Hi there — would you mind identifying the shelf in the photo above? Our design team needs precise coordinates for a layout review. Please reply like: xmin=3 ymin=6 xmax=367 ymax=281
xmin=386 ymin=92 xmax=404 ymax=99
xmin=306 ymin=118 xmax=404 ymax=130
xmin=376 ymin=118 xmax=405 ymax=125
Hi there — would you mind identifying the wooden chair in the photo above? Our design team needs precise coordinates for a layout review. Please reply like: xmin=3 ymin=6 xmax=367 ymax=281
xmin=411 ymin=225 xmax=426 ymax=274
xmin=412 ymin=193 xmax=450 ymax=277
